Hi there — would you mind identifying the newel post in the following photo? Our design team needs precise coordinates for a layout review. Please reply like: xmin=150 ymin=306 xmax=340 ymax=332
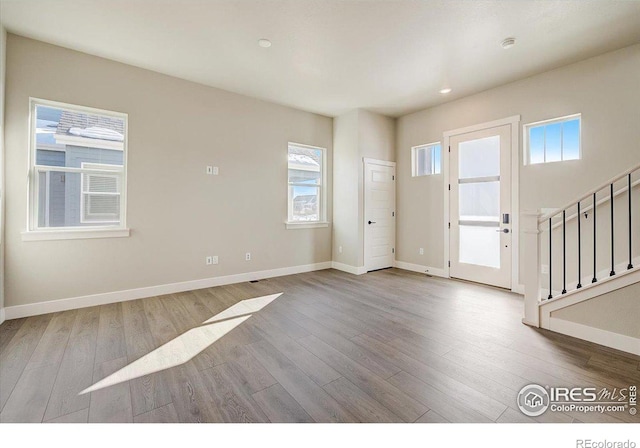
xmin=522 ymin=210 xmax=541 ymax=327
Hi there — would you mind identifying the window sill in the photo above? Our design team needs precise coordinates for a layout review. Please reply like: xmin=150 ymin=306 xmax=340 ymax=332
xmin=21 ymin=228 xmax=131 ymax=242
xmin=285 ymin=221 xmax=329 ymax=230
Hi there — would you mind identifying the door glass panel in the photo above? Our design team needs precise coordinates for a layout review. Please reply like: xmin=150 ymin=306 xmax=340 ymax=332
xmin=459 ymin=182 xmax=500 ymax=221
xmin=459 ymin=225 xmax=501 ymax=268
xmin=458 ymin=134 xmax=502 ymax=269
xmin=458 ymin=136 xmax=500 ymax=179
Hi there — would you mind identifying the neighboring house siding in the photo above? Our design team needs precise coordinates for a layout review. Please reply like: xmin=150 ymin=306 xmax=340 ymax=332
xmin=35 ymin=149 xmax=65 ymax=166
xmin=64 ymin=146 xmax=123 ymax=226
xmin=35 ymin=150 xmax=66 ymax=227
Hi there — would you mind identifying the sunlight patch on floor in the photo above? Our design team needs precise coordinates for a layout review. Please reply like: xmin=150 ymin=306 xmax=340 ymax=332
xmin=80 ymin=293 xmax=282 ymax=394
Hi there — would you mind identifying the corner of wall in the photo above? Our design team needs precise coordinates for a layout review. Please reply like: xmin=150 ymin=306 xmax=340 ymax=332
xmin=0 ymin=26 xmax=7 ymax=324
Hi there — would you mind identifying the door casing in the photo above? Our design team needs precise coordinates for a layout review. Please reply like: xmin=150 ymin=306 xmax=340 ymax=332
xmin=443 ymin=116 xmax=521 ymax=293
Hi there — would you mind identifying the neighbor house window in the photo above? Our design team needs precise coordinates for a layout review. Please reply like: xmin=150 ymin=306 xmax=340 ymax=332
xmin=26 ymin=99 xmax=128 ymax=240
xmin=525 ymin=114 xmax=581 ymax=165
xmin=287 ymin=143 xmax=326 ymax=228
xmin=412 ymin=142 xmax=441 ymax=176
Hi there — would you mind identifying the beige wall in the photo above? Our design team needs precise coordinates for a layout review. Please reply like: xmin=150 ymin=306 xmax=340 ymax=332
xmin=332 ymin=110 xmax=359 ymax=267
xmin=396 ymin=43 xmax=640 ymax=278
xmin=551 ymin=282 xmax=640 ymax=339
xmin=0 ymin=27 xmax=6 ymax=316
xmin=5 ymin=35 xmax=333 ymax=308
xmin=332 ymin=109 xmax=395 ymax=269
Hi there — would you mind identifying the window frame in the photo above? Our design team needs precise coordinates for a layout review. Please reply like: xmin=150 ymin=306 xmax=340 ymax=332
xmin=286 ymin=142 xmax=328 ymax=229
xmin=23 ymin=98 xmax=130 ymax=241
xmin=411 ymin=142 xmax=442 ymax=177
xmin=524 ymin=113 xmax=581 ymax=165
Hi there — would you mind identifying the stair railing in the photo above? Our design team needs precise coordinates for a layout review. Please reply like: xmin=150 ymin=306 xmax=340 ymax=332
xmin=522 ymin=163 xmax=639 ymax=327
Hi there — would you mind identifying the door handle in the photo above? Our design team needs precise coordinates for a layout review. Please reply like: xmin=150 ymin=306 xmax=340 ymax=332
xmin=495 ymin=228 xmax=510 ymax=233
xmin=368 ymin=221 xmax=376 ymax=225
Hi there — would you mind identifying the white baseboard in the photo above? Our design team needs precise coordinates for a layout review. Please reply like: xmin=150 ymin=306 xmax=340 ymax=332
xmin=331 ymin=262 xmax=367 ymax=275
xmin=0 ymin=307 xmax=5 ymax=325
xmin=549 ymin=317 xmax=640 ymax=356
xmin=4 ymin=261 xmax=332 ymax=320
xmin=511 ymin=284 xmax=525 ymax=295
xmin=393 ymin=260 xmax=448 ymax=278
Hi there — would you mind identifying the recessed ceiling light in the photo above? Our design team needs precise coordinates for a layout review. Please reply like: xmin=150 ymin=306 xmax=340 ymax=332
xmin=439 ymin=88 xmax=452 ymax=94
xmin=501 ymin=37 xmax=516 ymax=49
xmin=258 ymin=39 xmax=272 ymax=48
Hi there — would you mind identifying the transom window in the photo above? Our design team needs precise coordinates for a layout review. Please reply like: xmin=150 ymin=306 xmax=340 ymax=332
xmin=28 ymin=99 xmax=128 ymax=235
xmin=525 ymin=114 xmax=581 ymax=165
xmin=287 ymin=143 xmax=326 ymax=226
xmin=411 ymin=142 xmax=442 ymax=176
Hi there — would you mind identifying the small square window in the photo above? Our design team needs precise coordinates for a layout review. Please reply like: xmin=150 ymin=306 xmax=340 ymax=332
xmin=525 ymin=114 xmax=581 ymax=165
xmin=412 ymin=143 xmax=441 ymax=176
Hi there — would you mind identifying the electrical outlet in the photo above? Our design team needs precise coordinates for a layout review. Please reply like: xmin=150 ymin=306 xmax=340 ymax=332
xmin=206 ymin=166 xmax=213 ymax=175
xmin=541 ymin=264 xmax=549 ymax=274
xmin=245 ymin=252 xmax=251 ymax=261
xmin=206 ymin=256 xmax=213 ymax=265
xmin=339 ymin=246 xmax=343 ymax=253
xmin=419 ymin=248 xmax=424 ymax=255
xmin=211 ymin=256 xmax=218 ymax=265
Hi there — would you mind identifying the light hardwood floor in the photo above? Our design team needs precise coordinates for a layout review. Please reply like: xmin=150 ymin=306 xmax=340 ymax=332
xmin=1 ymin=268 xmax=638 ymax=423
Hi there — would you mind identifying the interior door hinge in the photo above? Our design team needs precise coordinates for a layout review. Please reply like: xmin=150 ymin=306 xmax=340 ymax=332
xmin=448 ymin=184 xmax=451 ymax=191
xmin=392 ymin=211 xmax=395 ymax=217
xmin=392 ymin=175 xmax=395 ymax=180
xmin=448 ymin=222 xmax=451 ymax=229
xmin=392 ymin=248 xmax=395 ymax=254
xmin=448 ymin=260 xmax=451 ymax=268
xmin=448 ymin=146 xmax=451 ymax=153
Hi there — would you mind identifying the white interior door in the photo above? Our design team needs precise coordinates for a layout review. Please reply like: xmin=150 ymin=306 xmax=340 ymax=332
xmin=364 ymin=160 xmax=396 ymax=272
xmin=450 ymin=125 xmax=512 ymax=289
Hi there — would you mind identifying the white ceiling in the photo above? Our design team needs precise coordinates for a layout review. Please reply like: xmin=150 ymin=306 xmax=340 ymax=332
xmin=1 ymin=0 xmax=640 ymax=117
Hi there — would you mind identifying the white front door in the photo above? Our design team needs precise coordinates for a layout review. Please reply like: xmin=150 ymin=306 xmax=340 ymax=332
xmin=449 ymin=125 xmax=512 ymax=289
xmin=364 ymin=160 xmax=396 ymax=272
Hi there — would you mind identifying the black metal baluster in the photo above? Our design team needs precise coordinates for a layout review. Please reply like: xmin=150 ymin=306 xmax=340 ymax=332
xmin=628 ymin=173 xmax=634 ymax=270
xmin=577 ymin=201 xmax=582 ymax=289
xmin=592 ymin=192 xmax=597 ymax=283
xmin=560 ymin=210 xmax=566 ymax=294
xmin=610 ymin=183 xmax=616 ymax=276
xmin=548 ymin=217 xmax=553 ymax=300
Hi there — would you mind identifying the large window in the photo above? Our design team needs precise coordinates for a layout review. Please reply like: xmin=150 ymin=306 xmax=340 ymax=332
xmin=26 ymin=99 xmax=128 ymax=240
xmin=412 ymin=142 xmax=441 ymax=176
xmin=525 ymin=114 xmax=581 ymax=165
xmin=287 ymin=143 xmax=326 ymax=228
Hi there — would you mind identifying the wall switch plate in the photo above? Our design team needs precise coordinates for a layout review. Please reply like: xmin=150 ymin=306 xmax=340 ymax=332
xmin=212 ymin=166 xmax=219 ymax=175
xmin=206 ymin=256 xmax=213 ymax=265
xmin=206 ymin=166 xmax=213 ymax=175
xmin=541 ymin=264 xmax=549 ymax=274
xmin=211 ymin=256 xmax=218 ymax=265
xmin=419 ymin=248 xmax=424 ymax=255
xmin=245 ymin=252 xmax=251 ymax=261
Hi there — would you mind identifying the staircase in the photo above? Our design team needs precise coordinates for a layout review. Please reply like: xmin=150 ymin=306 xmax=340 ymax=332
xmin=522 ymin=163 xmax=640 ymax=355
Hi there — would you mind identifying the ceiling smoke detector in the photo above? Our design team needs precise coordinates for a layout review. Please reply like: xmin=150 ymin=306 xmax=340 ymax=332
xmin=258 ymin=39 xmax=272 ymax=48
xmin=501 ymin=37 xmax=516 ymax=49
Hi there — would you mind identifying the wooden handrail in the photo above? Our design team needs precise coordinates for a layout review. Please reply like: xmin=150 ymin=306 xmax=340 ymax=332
xmin=538 ymin=162 xmax=640 ymax=224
